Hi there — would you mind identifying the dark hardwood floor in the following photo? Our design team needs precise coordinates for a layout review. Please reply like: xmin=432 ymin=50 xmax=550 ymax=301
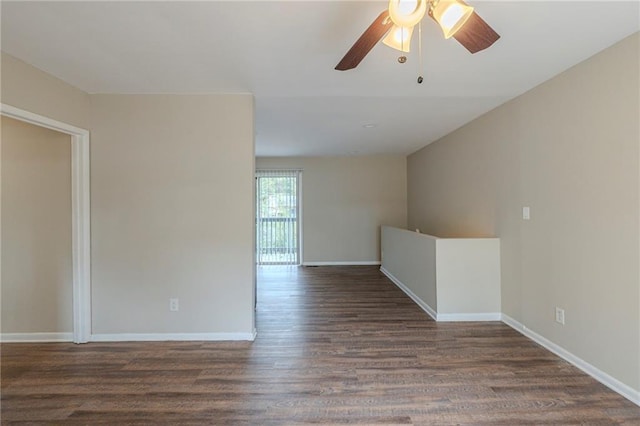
xmin=2 ymin=266 xmax=639 ymax=424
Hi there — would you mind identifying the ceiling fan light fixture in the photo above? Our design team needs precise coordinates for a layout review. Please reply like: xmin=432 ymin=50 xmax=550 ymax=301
xmin=382 ymin=24 xmax=414 ymax=52
xmin=430 ymin=0 xmax=474 ymax=39
xmin=388 ymin=0 xmax=427 ymax=28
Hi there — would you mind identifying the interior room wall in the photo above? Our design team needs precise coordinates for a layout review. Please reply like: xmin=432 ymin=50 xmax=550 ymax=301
xmin=1 ymin=116 xmax=73 ymax=334
xmin=89 ymin=94 xmax=255 ymax=336
xmin=1 ymin=52 xmax=90 ymax=128
xmin=256 ymin=156 xmax=407 ymax=264
xmin=407 ymin=33 xmax=639 ymax=392
xmin=2 ymin=52 xmax=257 ymax=338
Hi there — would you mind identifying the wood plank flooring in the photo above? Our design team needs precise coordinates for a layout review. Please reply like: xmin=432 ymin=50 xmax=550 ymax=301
xmin=2 ymin=266 xmax=639 ymax=424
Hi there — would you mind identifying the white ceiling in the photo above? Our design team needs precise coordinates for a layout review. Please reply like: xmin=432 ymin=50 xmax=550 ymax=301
xmin=2 ymin=1 xmax=638 ymax=156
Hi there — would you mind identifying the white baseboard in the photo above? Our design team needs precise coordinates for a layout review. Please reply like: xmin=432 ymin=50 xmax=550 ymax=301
xmin=501 ymin=314 xmax=640 ymax=406
xmin=90 ymin=331 xmax=257 ymax=342
xmin=380 ymin=266 xmax=437 ymax=321
xmin=381 ymin=266 xmax=640 ymax=406
xmin=1 ymin=332 xmax=73 ymax=343
xmin=437 ymin=312 xmax=502 ymax=322
xmin=381 ymin=267 xmax=501 ymax=323
xmin=303 ymin=261 xmax=381 ymax=266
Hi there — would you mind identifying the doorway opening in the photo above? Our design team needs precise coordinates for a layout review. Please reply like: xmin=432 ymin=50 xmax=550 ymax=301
xmin=2 ymin=117 xmax=73 ymax=341
xmin=255 ymin=169 xmax=301 ymax=265
xmin=0 ymin=104 xmax=91 ymax=344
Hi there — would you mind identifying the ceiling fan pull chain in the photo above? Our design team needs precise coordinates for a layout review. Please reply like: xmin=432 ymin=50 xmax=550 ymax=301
xmin=417 ymin=21 xmax=424 ymax=83
xmin=398 ymin=22 xmax=408 ymax=64
xmin=398 ymin=30 xmax=407 ymax=63
xmin=400 ymin=24 xmax=406 ymax=63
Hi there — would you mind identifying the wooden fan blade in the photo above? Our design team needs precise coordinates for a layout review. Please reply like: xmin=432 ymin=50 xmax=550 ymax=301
xmin=453 ymin=11 xmax=500 ymax=54
xmin=335 ymin=10 xmax=392 ymax=71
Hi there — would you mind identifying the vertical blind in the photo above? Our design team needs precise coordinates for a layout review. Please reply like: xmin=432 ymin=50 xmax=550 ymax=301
xmin=256 ymin=169 xmax=301 ymax=265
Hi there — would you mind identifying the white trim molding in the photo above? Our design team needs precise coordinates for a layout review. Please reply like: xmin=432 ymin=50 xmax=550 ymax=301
xmin=303 ymin=261 xmax=381 ymax=267
xmin=380 ymin=267 xmax=437 ymax=321
xmin=381 ymin=261 xmax=639 ymax=405
xmin=91 ymin=332 xmax=257 ymax=342
xmin=502 ymin=314 xmax=640 ymax=406
xmin=381 ymin=266 xmax=501 ymax=323
xmin=437 ymin=312 xmax=502 ymax=322
xmin=1 ymin=333 xmax=74 ymax=343
xmin=1 ymin=104 xmax=92 ymax=344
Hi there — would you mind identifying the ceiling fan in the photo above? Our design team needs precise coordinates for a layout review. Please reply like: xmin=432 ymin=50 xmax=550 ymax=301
xmin=335 ymin=0 xmax=500 ymax=71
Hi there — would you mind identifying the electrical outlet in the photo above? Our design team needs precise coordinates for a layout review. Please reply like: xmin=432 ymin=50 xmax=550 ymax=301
xmin=555 ymin=307 xmax=565 ymax=325
xmin=169 ymin=298 xmax=179 ymax=312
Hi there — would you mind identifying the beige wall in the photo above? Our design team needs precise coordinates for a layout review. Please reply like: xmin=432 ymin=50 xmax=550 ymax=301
xmin=2 ymin=52 xmax=256 ymax=338
xmin=407 ymin=33 xmax=640 ymax=391
xmin=256 ymin=156 xmax=407 ymax=263
xmin=1 ymin=53 xmax=90 ymax=128
xmin=90 ymin=95 xmax=255 ymax=335
xmin=1 ymin=116 xmax=73 ymax=333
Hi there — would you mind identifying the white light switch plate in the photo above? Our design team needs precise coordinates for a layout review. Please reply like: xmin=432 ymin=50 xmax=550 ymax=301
xmin=522 ymin=206 xmax=531 ymax=220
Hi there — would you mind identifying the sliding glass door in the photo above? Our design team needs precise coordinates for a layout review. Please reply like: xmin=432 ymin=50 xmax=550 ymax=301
xmin=256 ymin=170 xmax=301 ymax=265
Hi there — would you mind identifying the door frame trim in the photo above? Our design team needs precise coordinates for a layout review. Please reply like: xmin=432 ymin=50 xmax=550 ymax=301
xmin=1 ymin=104 xmax=91 ymax=343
